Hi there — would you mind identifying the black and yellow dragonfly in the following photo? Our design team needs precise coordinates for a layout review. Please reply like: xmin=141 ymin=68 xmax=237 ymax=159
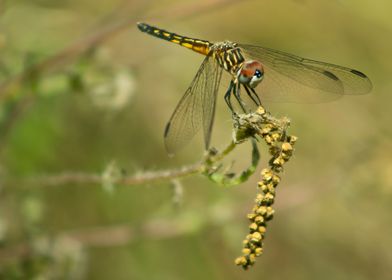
xmin=137 ymin=22 xmax=372 ymax=154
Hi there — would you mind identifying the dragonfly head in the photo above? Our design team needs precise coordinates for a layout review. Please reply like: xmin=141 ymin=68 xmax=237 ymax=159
xmin=238 ymin=60 xmax=264 ymax=88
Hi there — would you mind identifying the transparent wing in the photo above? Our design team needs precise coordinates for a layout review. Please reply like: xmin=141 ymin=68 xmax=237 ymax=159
xmin=239 ymin=44 xmax=372 ymax=103
xmin=164 ymin=56 xmax=223 ymax=154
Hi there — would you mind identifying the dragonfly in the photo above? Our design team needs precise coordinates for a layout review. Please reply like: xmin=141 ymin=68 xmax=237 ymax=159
xmin=137 ymin=22 xmax=372 ymax=154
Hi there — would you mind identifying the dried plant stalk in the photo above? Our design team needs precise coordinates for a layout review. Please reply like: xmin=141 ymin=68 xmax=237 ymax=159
xmin=233 ymin=106 xmax=297 ymax=269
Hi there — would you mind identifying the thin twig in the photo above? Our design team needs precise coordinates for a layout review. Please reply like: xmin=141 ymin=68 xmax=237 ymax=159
xmin=120 ymin=163 xmax=202 ymax=185
xmin=14 ymin=164 xmax=200 ymax=188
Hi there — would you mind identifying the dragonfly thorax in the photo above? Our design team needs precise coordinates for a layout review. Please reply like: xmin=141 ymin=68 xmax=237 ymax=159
xmin=237 ymin=60 xmax=264 ymax=88
xmin=211 ymin=41 xmax=245 ymax=73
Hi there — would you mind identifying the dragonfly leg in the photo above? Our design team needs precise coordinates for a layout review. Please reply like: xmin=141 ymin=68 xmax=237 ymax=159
xmin=244 ymin=85 xmax=262 ymax=106
xmin=250 ymin=87 xmax=263 ymax=107
xmin=224 ymin=81 xmax=234 ymax=112
xmin=233 ymin=83 xmax=247 ymax=113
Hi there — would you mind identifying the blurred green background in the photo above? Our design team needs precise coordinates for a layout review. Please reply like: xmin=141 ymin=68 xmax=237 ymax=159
xmin=0 ymin=0 xmax=391 ymax=279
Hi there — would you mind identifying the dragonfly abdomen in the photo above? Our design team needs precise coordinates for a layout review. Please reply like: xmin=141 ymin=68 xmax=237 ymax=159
xmin=137 ymin=22 xmax=212 ymax=56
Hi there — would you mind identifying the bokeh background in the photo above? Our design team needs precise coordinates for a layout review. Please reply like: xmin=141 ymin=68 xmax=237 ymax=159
xmin=0 ymin=0 xmax=391 ymax=279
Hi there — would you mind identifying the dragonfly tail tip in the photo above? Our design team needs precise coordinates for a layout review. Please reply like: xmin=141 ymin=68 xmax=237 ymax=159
xmin=137 ymin=22 xmax=148 ymax=32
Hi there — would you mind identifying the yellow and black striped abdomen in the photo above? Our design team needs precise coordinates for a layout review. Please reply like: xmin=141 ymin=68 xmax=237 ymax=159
xmin=137 ymin=22 xmax=212 ymax=56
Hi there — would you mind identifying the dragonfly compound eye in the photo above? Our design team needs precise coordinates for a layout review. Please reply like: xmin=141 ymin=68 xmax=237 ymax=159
xmin=249 ymin=68 xmax=264 ymax=88
xmin=255 ymin=69 xmax=262 ymax=78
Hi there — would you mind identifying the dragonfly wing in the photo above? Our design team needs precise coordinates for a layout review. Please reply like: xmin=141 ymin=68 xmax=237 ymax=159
xmin=301 ymin=58 xmax=373 ymax=94
xmin=164 ymin=56 xmax=223 ymax=154
xmin=239 ymin=44 xmax=372 ymax=103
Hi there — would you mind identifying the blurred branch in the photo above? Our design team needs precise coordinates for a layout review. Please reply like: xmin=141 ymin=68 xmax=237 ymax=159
xmin=20 ymin=163 xmax=202 ymax=188
xmin=0 ymin=207 xmax=230 ymax=265
xmin=12 ymin=141 xmax=237 ymax=188
xmin=0 ymin=219 xmax=194 ymax=265
xmin=0 ymin=0 xmax=243 ymax=101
